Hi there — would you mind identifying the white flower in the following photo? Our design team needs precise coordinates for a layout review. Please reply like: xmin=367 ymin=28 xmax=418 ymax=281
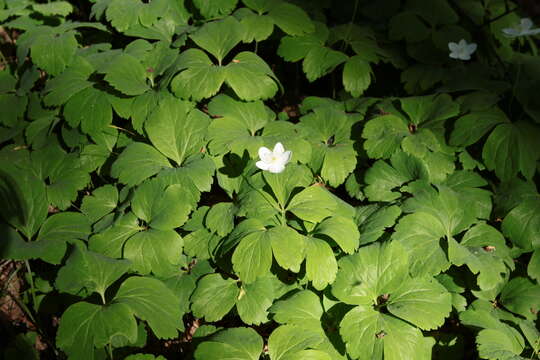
xmin=448 ymin=39 xmax=477 ymax=61
xmin=502 ymin=18 xmax=540 ymax=37
xmin=256 ymin=142 xmax=292 ymax=173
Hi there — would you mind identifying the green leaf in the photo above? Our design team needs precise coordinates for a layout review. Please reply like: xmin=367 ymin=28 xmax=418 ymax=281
xmin=302 ymin=47 xmax=348 ymax=82
xmin=502 ymin=198 xmax=540 ymax=250
xmin=483 ymin=122 xmax=540 ymax=181
xmin=31 ymin=30 xmax=77 ymax=76
xmin=362 ymin=114 xmax=409 ymax=159
xmin=269 ymin=225 xmax=306 ymax=273
xmin=103 ymin=53 xmax=150 ymax=96
xmin=0 ymin=167 xmax=48 ymax=239
xmin=500 ymin=278 xmax=540 ymax=320
xmin=232 ymin=229 xmax=273 ymax=283
xmin=111 ymin=142 xmax=172 ymax=186
xmin=55 ymin=244 xmax=131 ymax=300
xmin=363 ymin=152 xmax=422 ymax=202
xmin=450 ymin=108 xmax=508 ymax=147
xmin=89 ymin=212 xmax=140 ymax=258
xmin=64 ymin=87 xmax=113 ymax=136
xmin=320 ymin=144 xmax=357 ymax=187
xmin=391 ymin=213 xmax=449 ymax=277
xmin=237 ymin=9 xmax=274 ymax=42
xmin=270 ymin=290 xmax=323 ymax=330
xmin=191 ymin=273 xmax=239 ymax=321
xmin=305 ymin=237 xmax=337 ymax=290
xmin=277 ymin=23 xmax=327 ymax=62
xmin=145 ymin=96 xmax=209 ymax=165
xmin=0 ymin=94 xmax=27 ymax=127
xmin=268 ymin=325 xmax=324 ymax=360
xmin=114 ymin=276 xmax=182 ymax=339
xmin=124 ymin=229 xmax=183 ymax=277
xmin=206 ymin=202 xmax=236 ymax=236
xmin=355 ymin=205 xmax=402 ymax=245
xmin=170 ymin=49 xmax=226 ymax=101
xmin=56 ymin=302 xmax=137 ymax=359
xmin=194 ymin=327 xmax=263 ymax=360
xmin=476 ymin=328 xmax=525 ymax=360
xmin=448 ymin=223 xmax=513 ymax=291
xmin=387 ymin=277 xmax=451 ymax=330
xmin=193 ymin=0 xmax=238 ymax=18
xmin=81 ymin=185 xmax=118 ymax=223
xmin=332 ymin=241 xmax=408 ymax=305
xmin=316 ymin=216 xmax=359 ymax=254
xmin=225 ymin=51 xmax=279 ymax=101
xmin=287 ymin=185 xmax=336 ymax=223
xmin=267 ymin=1 xmax=314 ymax=36
xmin=343 ymin=55 xmax=372 ymax=97
xmin=340 ymin=305 xmax=433 ymax=360
xmin=236 ymin=276 xmax=277 ymax=325
xmin=400 ymin=94 xmax=459 ymax=126
xmin=33 ymin=2 xmax=74 ymax=16
xmin=529 ymin=249 xmax=540 ymax=282
xmin=43 ymin=57 xmax=93 ymax=106
xmin=207 ymin=94 xmax=271 ymax=155
xmin=190 ymin=16 xmax=243 ymax=63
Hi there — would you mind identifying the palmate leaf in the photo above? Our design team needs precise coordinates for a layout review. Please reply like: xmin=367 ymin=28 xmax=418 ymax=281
xmin=450 ymin=107 xmax=508 ymax=147
xmin=232 ymin=228 xmax=273 ymax=283
xmin=89 ymin=212 xmax=140 ymax=258
xmin=123 ymin=229 xmax=183 ymax=277
xmin=268 ymin=325 xmax=325 ymax=360
xmin=190 ymin=273 xmax=239 ymax=321
xmin=315 ymin=216 xmax=359 ymax=254
xmin=483 ymin=121 xmax=540 ymax=181
xmin=236 ymin=8 xmax=274 ymax=42
xmin=236 ymin=275 xmax=281 ymax=325
xmin=170 ymin=49 xmax=227 ymax=101
xmin=190 ymin=16 xmax=243 ymax=63
xmin=269 ymin=225 xmax=306 ymax=272
xmin=206 ymin=94 xmax=272 ymax=155
xmin=343 ymin=55 xmax=372 ymax=97
xmin=355 ymin=204 xmax=402 ymax=245
xmin=305 ymin=237 xmax=338 ymax=290
xmin=56 ymin=302 xmax=137 ymax=360
xmin=362 ymin=114 xmax=409 ymax=159
xmin=63 ymin=86 xmax=113 ymax=136
xmin=30 ymin=29 xmax=78 ymax=76
xmin=270 ymin=290 xmax=323 ymax=330
xmin=81 ymin=185 xmax=118 ymax=223
xmin=43 ymin=56 xmax=94 ymax=106
xmin=287 ymin=185 xmax=337 ymax=223
xmin=111 ymin=142 xmax=172 ymax=186
xmin=55 ymin=244 xmax=131 ymax=300
xmin=145 ymin=95 xmax=209 ymax=165
xmin=193 ymin=0 xmax=238 ymax=19
xmin=502 ymin=198 xmax=540 ymax=250
xmin=194 ymin=327 xmax=263 ymax=360
xmin=340 ymin=306 xmax=434 ymax=360
xmin=243 ymin=0 xmax=314 ymax=36
xmin=114 ymin=276 xmax=182 ymax=339
xmin=102 ymin=53 xmax=150 ymax=96
xmin=500 ymin=278 xmax=540 ymax=320
xmin=332 ymin=241 xmax=408 ymax=305
xmin=302 ymin=47 xmax=348 ymax=82
xmin=171 ymin=49 xmax=278 ymax=101
xmin=448 ymin=223 xmax=513 ymax=291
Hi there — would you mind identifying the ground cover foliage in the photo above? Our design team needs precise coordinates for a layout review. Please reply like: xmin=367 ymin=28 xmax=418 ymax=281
xmin=1 ymin=0 xmax=540 ymax=358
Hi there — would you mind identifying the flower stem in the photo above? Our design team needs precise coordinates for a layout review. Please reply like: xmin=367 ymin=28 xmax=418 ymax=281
xmin=24 ymin=260 xmax=38 ymax=313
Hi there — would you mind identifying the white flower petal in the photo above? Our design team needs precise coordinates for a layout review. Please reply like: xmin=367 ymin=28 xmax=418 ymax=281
xmin=268 ymin=162 xmax=286 ymax=173
xmin=467 ymin=43 xmax=477 ymax=55
xmin=256 ymin=160 xmax=271 ymax=170
xmin=529 ymin=28 xmax=540 ymax=35
xmin=258 ymin=146 xmax=273 ymax=162
xmin=273 ymin=142 xmax=285 ymax=155
xmin=458 ymin=39 xmax=467 ymax=47
xmin=448 ymin=42 xmax=458 ymax=52
xmin=282 ymin=150 xmax=292 ymax=164
xmin=449 ymin=52 xmax=459 ymax=59
xmin=521 ymin=18 xmax=533 ymax=30
xmin=502 ymin=28 xmax=518 ymax=37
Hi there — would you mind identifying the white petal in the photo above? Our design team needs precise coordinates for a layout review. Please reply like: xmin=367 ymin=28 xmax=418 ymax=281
xmin=458 ymin=39 xmax=467 ymax=47
xmin=502 ymin=28 xmax=518 ymax=37
xmin=527 ymin=28 xmax=540 ymax=35
xmin=449 ymin=52 xmax=459 ymax=59
xmin=268 ymin=162 xmax=286 ymax=173
xmin=282 ymin=150 xmax=292 ymax=164
xmin=258 ymin=146 xmax=272 ymax=162
xmin=273 ymin=142 xmax=285 ymax=155
xmin=521 ymin=18 xmax=533 ymax=30
xmin=467 ymin=43 xmax=477 ymax=55
xmin=256 ymin=160 xmax=271 ymax=171
xmin=448 ymin=42 xmax=458 ymax=51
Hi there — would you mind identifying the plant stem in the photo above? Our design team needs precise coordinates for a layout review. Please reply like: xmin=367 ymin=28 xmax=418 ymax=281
xmin=24 ymin=260 xmax=38 ymax=313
